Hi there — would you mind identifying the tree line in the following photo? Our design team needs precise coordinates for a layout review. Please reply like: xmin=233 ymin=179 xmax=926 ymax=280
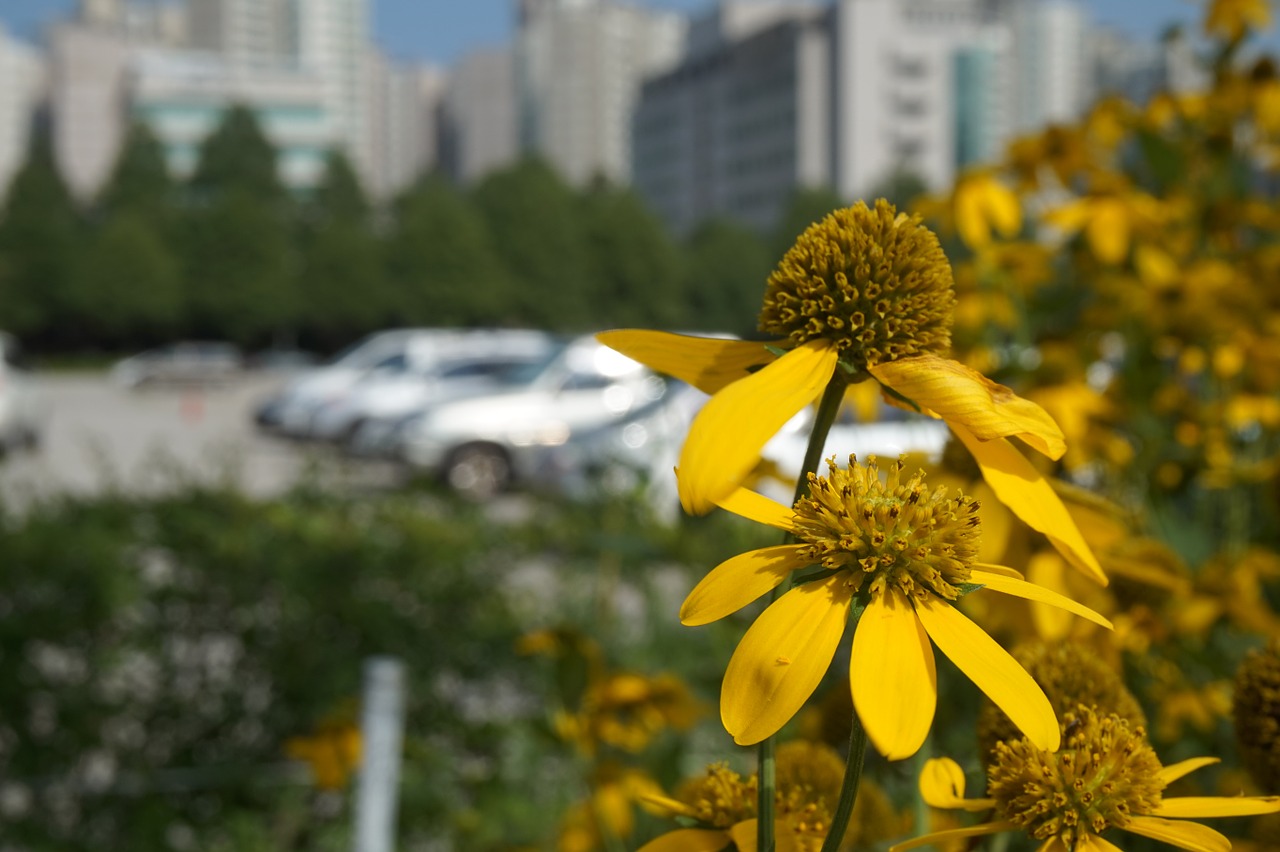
xmin=0 ymin=105 xmax=864 ymax=355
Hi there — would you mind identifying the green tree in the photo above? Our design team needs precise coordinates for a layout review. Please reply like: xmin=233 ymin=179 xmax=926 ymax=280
xmin=580 ymin=181 xmax=682 ymax=328
xmin=0 ymin=129 xmax=83 ymax=341
xmin=96 ymin=122 xmax=174 ymax=223
xmin=297 ymin=151 xmax=385 ymax=347
xmin=678 ymin=218 xmax=773 ymax=334
xmin=75 ymin=213 xmax=183 ymax=345
xmin=472 ymin=158 xmax=591 ymax=330
xmin=188 ymin=104 xmax=283 ymax=201
xmin=385 ymin=173 xmax=514 ymax=326
xmin=866 ymin=166 xmax=929 ymax=213
xmin=183 ymin=106 xmax=296 ymax=344
xmin=771 ymin=185 xmax=846 ymax=261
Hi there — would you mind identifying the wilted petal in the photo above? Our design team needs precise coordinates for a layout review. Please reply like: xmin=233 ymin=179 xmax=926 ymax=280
xmin=679 ymin=341 xmax=838 ymax=514
xmin=721 ymin=576 xmax=853 ymax=745
xmin=869 ymin=354 xmax=1066 ymax=459
xmin=851 ymin=587 xmax=937 ymax=760
xmin=914 ymin=595 xmax=1060 ymax=752
xmin=680 ymin=545 xmax=813 ymax=626
xmin=954 ymin=424 xmax=1107 ymax=585
xmin=596 ymin=329 xmax=777 ymax=394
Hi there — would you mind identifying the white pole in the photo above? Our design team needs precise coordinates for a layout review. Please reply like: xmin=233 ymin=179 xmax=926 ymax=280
xmin=353 ymin=656 xmax=406 ymax=852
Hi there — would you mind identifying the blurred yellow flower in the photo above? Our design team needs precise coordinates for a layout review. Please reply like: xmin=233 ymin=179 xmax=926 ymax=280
xmin=285 ymin=720 xmax=362 ymax=791
xmin=952 ymin=171 xmax=1022 ymax=250
xmin=1206 ymin=0 xmax=1272 ymax=40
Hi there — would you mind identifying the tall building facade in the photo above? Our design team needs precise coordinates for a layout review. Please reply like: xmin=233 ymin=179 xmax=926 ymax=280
xmin=633 ymin=0 xmax=1091 ymax=234
xmin=0 ymin=24 xmax=45 ymax=202
xmin=516 ymin=0 xmax=688 ymax=186
xmin=440 ymin=46 xmax=519 ymax=184
xmin=632 ymin=2 xmax=831 ymax=233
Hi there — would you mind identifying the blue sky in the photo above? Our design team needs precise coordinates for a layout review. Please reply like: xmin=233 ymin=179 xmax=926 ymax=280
xmin=0 ymin=0 xmax=1226 ymax=67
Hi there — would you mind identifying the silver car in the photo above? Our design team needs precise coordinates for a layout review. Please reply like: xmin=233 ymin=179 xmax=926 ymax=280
xmin=397 ymin=335 xmax=666 ymax=499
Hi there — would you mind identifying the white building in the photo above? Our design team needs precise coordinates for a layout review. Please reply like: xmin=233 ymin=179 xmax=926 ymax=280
xmin=0 ymin=24 xmax=45 ymax=203
xmin=633 ymin=0 xmax=1090 ymax=233
xmin=365 ymin=52 xmax=445 ymax=199
xmin=129 ymin=48 xmax=336 ymax=187
xmin=516 ymin=0 xmax=688 ymax=186
xmin=632 ymin=2 xmax=831 ymax=233
xmin=440 ymin=46 xmax=520 ymax=184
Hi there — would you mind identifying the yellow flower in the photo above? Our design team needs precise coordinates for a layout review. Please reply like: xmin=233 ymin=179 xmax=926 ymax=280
xmin=952 ymin=171 xmax=1022 ymax=250
xmin=639 ymin=741 xmax=840 ymax=852
xmin=598 ymin=201 xmax=1068 ymax=517
xmin=285 ymin=721 xmax=362 ymax=791
xmin=896 ymin=707 xmax=1280 ymax=852
xmin=558 ymin=763 xmax=666 ymax=852
xmin=1206 ymin=0 xmax=1272 ymax=41
xmin=679 ymin=456 xmax=1110 ymax=757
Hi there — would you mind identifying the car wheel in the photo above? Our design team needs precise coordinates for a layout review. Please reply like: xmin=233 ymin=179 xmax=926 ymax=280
xmin=443 ymin=444 xmax=511 ymax=500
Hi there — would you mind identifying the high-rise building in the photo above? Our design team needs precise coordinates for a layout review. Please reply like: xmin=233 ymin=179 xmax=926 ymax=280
xmin=0 ymin=24 xmax=45 ymax=202
xmin=516 ymin=0 xmax=688 ymax=186
xmin=365 ymin=52 xmax=444 ymax=199
xmin=632 ymin=2 xmax=831 ymax=233
xmin=440 ymin=46 xmax=519 ymax=184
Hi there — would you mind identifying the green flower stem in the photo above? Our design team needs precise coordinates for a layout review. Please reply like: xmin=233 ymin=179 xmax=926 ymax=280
xmin=758 ymin=374 xmax=849 ymax=852
xmin=820 ymin=704 xmax=868 ymax=852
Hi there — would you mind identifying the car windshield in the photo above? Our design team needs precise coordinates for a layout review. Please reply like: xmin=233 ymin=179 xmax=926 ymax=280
xmin=491 ymin=346 xmax=564 ymax=387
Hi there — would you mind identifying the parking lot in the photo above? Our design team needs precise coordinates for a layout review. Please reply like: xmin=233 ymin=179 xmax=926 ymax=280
xmin=0 ymin=371 xmax=398 ymax=504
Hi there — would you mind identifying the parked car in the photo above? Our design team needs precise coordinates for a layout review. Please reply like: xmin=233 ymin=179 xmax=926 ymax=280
xmin=256 ymin=328 xmax=552 ymax=439
xmin=307 ymin=335 xmax=560 ymax=443
xmin=0 ymin=331 xmax=43 ymax=457
xmin=110 ymin=342 xmax=243 ymax=389
xmin=396 ymin=335 xmax=666 ymax=498
xmin=528 ymin=387 xmax=950 ymax=516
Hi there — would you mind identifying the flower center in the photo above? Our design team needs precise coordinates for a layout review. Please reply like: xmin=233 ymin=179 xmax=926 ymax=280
xmin=676 ymin=763 xmax=757 ymax=829
xmin=759 ymin=200 xmax=956 ymax=374
xmin=988 ymin=706 xmax=1165 ymax=848
xmin=1234 ymin=642 xmax=1280 ymax=790
xmin=790 ymin=456 xmax=980 ymax=601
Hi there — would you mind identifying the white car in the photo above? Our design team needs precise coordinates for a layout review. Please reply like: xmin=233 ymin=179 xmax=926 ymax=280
xmin=308 ymin=338 xmax=560 ymax=443
xmin=0 ymin=332 xmax=43 ymax=456
xmin=397 ymin=335 xmax=666 ymax=498
xmin=258 ymin=328 xmax=553 ymax=439
xmin=110 ymin=341 xmax=243 ymax=389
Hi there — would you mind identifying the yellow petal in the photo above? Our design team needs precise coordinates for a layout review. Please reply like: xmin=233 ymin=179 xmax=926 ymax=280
xmin=1153 ymin=797 xmax=1280 ymax=818
xmin=1027 ymin=551 xmax=1073 ymax=640
xmin=715 ymin=487 xmax=798 ymax=532
xmin=678 ymin=341 xmax=838 ymax=514
xmin=1158 ymin=757 xmax=1220 ymax=786
xmin=972 ymin=562 xmax=1025 ymax=580
xmin=914 ymin=595 xmax=1060 ymax=752
xmin=888 ymin=821 xmax=1015 ymax=852
xmin=595 ymin=329 xmax=777 ymax=394
xmin=920 ymin=757 xmax=996 ymax=811
xmin=1087 ymin=199 xmax=1131 ymax=265
xmin=1075 ymin=834 xmax=1123 ymax=852
xmin=1120 ymin=815 xmax=1229 ymax=852
xmin=869 ymin=354 xmax=1066 ymax=459
xmin=638 ymin=828 xmax=732 ymax=852
xmin=680 ymin=545 xmax=814 ymax=626
xmin=851 ymin=587 xmax=938 ymax=760
xmin=955 ymin=425 xmax=1107 ymax=585
xmin=970 ymin=568 xmax=1112 ymax=630
xmin=728 ymin=821 xmax=757 ymax=852
xmin=721 ymin=576 xmax=853 ymax=745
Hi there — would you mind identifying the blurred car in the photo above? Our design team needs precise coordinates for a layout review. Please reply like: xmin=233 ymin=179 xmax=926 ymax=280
xmin=256 ymin=327 xmax=551 ymax=438
xmin=396 ymin=335 xmax=667 ymax=498
xmin=529 ymin=387 xmax=950 ymax=516
xmin=110 ymin=341 xmax=243 ymax=389
xmin=307 ymin=335 xmax=560 ymax=443
xmin=0 ymin=331 xmax=43 ymax=456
